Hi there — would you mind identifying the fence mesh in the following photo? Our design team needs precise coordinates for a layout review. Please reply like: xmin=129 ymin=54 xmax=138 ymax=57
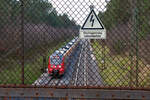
xmin=0 ymin=0 xmax=150 ymax=88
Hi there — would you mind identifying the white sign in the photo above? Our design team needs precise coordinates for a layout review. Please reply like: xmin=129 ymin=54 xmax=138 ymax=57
xmin=79 ymin=9 xmax=106 ymax=39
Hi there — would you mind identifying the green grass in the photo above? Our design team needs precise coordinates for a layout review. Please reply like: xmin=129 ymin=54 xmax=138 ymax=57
xmin=91 ymin=40 xmax=149 ymax=87
xmin=0 ymin=63 xmax=21 ymax=84
xmin=0 ymin=39 xmax=72 ymax=84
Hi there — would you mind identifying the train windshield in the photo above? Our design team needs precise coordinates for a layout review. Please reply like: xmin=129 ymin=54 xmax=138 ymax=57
xmin=50 ymin=56 xmax=62 ymax=65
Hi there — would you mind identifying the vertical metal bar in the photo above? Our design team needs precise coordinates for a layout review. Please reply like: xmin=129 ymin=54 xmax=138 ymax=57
xmin=102 ymin=40 xmax=105 ymax=70
xmin=43 ymin=0 xmax=47 ymax=73
xmin=43 ymin=56 xmax=46 ymax=71
xmin=132 ymin=0 xmax=139 ymax=87
xmin=129 ymin=33 xmax=134 ymax=87
xmin=130 ymin=0 xmax=139 ymax=87
xmin=129 ymin=0 xmax=135 ymax=87
xmin=21 ymin=0 xmax=24 ymax=84
xmin=135 ymin=5 xmax=139 ymax=87
xmin=43 ymin=24 xmax=46 ymax=73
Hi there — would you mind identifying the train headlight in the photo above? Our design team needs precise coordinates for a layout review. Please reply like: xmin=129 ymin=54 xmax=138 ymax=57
xmin=58 ymin=65 xmax=62 ymax=68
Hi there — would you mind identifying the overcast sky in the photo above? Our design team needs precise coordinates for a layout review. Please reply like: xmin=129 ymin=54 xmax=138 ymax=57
xmin=49 ymin=0 xmax=108 ymax=25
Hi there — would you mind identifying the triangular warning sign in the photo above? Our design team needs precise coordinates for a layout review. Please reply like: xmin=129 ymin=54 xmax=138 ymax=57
xmin=81 ymin=9 xmax=104 ymax=30
xmin=80 ymin=9 xmax=106 ymax=39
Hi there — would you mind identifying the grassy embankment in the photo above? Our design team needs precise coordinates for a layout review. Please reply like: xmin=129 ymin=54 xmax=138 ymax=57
xmin=0 ymin=39 xmax=71 ymax=84
xmin=91 ymin=40 xmax=150 ymax=87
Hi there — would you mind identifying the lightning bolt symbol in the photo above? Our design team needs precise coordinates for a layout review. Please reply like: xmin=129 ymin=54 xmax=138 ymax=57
xmin=90 ymin=14 xmax=94 ymax=27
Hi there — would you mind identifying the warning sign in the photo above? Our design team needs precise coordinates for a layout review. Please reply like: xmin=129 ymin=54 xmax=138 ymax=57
xmin=80 ymin=9 xmax=106 ymax=39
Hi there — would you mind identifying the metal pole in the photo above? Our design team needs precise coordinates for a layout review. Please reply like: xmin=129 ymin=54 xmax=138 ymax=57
xmin=131 ymin=0 xmax=139 ymax=87
xmin=130 ymin=0 xmax=139 ymax=87
xmin=21 ymin=0 xmax=24 ymax=84
xmin=89 ymin=5 xmax=94 ymax=43
xmin=129 ymin=0 xmax=134 ymax=87
xmin=135 ymin=3 xmax=139 ymax=87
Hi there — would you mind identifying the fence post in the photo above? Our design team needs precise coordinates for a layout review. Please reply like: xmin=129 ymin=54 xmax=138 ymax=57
xmin=130 ymin=0 xmax=139 ymax=87
xmin=134 ymin=1 xmax=139 ymax=87
xmin=21 ymin=0 xmax=24 ymax=85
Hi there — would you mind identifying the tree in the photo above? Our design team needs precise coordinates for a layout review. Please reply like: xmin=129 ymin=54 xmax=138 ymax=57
xmin=99 ymin=0 xmax=150 ymax=38
xmin=138 ymin=0 xmax=150 ymax=38
xmin=99 ymin=0 xmax=131 ymax=29
xmin=24 ymin=0 xmax=52 ymax=24
xmin=0 ymin=0 xmax=78 ymax=28
xmin=24 ymin=0 xmax=77 ymax=28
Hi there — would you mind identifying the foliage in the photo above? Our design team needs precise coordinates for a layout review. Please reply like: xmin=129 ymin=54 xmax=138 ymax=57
xmin=138 ymin=0 xmax=150 ymax=38
xmin=99 ymin=0 xmax=131 ymax=30
xmin=0 ymin=0 xmax=77 ymax=28
xmin=99 ymin=0 xmax=150 ymax=38
xmin=24 ymin=0 xmax=77 ymax=28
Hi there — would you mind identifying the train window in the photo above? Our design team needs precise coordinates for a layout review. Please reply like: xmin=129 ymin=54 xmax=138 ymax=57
xmin=50 ymin=56 xmax=62 ymax=65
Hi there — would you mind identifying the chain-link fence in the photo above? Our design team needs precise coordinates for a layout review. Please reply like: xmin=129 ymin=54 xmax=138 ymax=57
xmin=0 ymin=0 xmax=150 ymax=89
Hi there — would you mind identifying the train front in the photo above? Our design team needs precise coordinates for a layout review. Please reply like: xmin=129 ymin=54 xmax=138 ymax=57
xmin=48 ymin=54 xmax=65 ymax=76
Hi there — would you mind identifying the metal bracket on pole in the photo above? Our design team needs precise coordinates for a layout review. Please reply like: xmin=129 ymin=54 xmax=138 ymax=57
xmin=90 ymin=5 xmax=94 ymax=11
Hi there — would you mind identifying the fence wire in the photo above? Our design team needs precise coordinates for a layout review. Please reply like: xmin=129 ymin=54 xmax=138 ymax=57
xmin=0 ymin=0 xmax=150 ymax=89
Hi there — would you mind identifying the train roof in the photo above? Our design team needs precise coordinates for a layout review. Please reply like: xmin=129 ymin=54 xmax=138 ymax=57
xmin=50 ymin=52 xmax=63 ymax=58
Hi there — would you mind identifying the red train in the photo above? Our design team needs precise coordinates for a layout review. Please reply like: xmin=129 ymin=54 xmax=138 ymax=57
xmin=48 ymin=53 xmax=65 ymax=76
xmin=48 ymin=37 xmax=79 ymax=77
